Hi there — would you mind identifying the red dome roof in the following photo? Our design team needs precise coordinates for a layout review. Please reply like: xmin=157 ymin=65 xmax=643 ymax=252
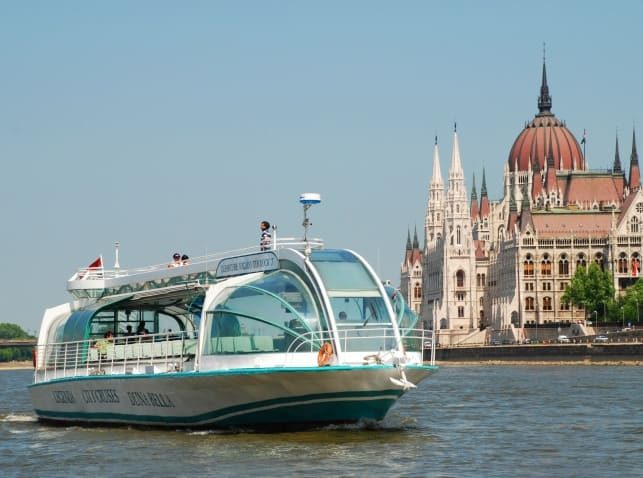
xmin=507 ymin=60 xmax=584 ymax=173
xmin=508 ymin=113 xmax=584 ymax=172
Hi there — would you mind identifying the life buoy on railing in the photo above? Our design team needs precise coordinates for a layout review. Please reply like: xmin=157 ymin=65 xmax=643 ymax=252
xmin=317 ymin=342 xmax=334 ymax=367
xmin=32 ymin=347 xmax=37 ymax=368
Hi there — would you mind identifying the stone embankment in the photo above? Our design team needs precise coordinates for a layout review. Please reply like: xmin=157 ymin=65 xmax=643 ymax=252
xmin=430 ymin=343 xmax=643 ymax=364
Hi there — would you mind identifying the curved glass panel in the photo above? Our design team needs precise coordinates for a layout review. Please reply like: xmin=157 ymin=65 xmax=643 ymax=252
xmin=386 ymin=286 xmax=419 ymax=330
xmin=203 ymin=270 xmax=323 ymax=355
xmin=310 ymin=250 xmax=379 ymax=291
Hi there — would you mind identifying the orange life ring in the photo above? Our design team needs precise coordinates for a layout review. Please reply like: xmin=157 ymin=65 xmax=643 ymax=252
xmin=317 ymin=342 xmax=333 ymax=367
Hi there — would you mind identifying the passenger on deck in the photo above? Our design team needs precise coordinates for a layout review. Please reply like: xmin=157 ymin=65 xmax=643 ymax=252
xmin=124 ymin=325 xmax=134 ymax=336
xmin=94 ymin=331 xmax=113 ymax=358
xmin=136 ymin=321 xmax=149 ymax=335
xmin=338 ymin=311 xmax=347 ymax=321
xmin=168 ymin=252 xmax=182 ymax=267
xmin=260 ymin=220 xmax=272 ymax=251
xmin=181 ymin=254 xmax=189 ymax=265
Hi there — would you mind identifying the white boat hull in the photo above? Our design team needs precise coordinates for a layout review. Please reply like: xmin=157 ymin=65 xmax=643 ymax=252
xmin=29 ymin=365 xmax=436 ymax=428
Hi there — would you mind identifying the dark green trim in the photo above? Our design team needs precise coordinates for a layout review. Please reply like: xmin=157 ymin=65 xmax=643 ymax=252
xmin=34 ymin=389 xmax=402 ymax=427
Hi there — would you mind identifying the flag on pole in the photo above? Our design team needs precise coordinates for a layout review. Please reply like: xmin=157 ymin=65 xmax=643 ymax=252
xmin=87 ymin=256 xmax=103 ymax=270
xmin=580 ymin=129 xmax=586 ymax=145
xmin=78 ymin=255 xmax=103 ymax=279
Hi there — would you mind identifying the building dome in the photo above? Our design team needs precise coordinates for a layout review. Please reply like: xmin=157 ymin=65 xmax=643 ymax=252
xmin=507 ymin=62 xmax=584 ymax=173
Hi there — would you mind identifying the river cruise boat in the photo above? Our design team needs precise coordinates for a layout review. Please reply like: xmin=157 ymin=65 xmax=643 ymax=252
xmin=29 ymin=194 xmax=437 ymax=429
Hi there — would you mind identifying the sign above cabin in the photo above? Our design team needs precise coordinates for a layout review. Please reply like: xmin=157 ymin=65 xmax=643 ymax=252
xmin=216 ymin=252 xmax=278 ymax=278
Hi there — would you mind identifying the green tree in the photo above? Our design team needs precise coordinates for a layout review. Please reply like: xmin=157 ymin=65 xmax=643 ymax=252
xmin=620 ymin=279 xmax=643 ymax=325
xmin=0 ymin=323 xmax=35 ymax=362
xmin=561 ymin=263 xmax=615 ymax=318
xmin=0 ymin=323 xmax=33 ymax=339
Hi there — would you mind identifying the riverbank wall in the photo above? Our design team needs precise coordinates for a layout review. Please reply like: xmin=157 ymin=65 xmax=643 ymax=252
xmin=431 ymin=343 xmax=643 ymax=362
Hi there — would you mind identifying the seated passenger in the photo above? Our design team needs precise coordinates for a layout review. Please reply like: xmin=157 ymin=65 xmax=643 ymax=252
xmin=136 ymin=321 xmax=149 ymax=335
xmin=168 ymin=252 xmax=182 ymax=267
xmin=94 ymin=331 xmax=113 ymax=358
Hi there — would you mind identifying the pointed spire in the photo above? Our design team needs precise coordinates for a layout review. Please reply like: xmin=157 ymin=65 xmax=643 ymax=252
xmin=519 ymin=182 xmax=534 ymax=233
xmin=613 ymin=133 xmax=622 ymax=173
xmin=537 ymin=49 xmax=552 ymax=115
xmin=479 ymin=168 xmax=490 ymax=218
xmin=412 ymin=226 xmax=419 ymax=249
xmin=470 ymin=173 xmax=478 ymax=200
xmin=431 ymin=136 xmax=443 ymax=188
xmin=629 ymin=127 xmax=640 ymax=191
xmin=450 ymin=125 xmax=463 ymax=175
xmin=632 ymin=128 xmax=639 ymax=165
xmin=406 ymin=229 xmax=411 ymax=250
xmin=470 ymin=173 xmax=479 ymax=222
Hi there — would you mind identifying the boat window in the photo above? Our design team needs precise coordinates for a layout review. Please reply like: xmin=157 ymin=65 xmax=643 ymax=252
xmin=309 ymin=250 xmax=379 ymax=291
xmin=331 ymin=296 xmax=390 ymax=327
xmin=202 ymin=270 xmax=323 ymax=355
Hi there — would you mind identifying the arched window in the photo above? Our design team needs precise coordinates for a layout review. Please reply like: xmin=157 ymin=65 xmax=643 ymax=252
xmin=525 ymin=297 xmax=535 ymax=311
xmin=476 ymin=273 xmax=481 ymax=287
xmin=576 ymin=253 xmax=587 ymax=270
xmin=481 ymin=273 xmax=486 ymax=285
xmin=524 ymin=254 xmax=534 ymax=276
xmin=594 ymin=252 xmax=604 ymax=270
xmin=618 ymin=253 xmax=628 ymax=274
xmin=413 ymin=282 xmax=422 ymax=299
xmin=456 ymin=270 xmax=465 ymax=287
xmin=457 ymin=306 xmax=464 ymax=318
xmin=632 ymin=254 xmax=640 ymax=277
xmin=541 ymin=254 xmax=552 ymax=276
xmin=631 ymin=216 xmax=639 ymax=234
xmin=558 ymin=254 xmax=569 ymax=275
xmin=543 ymin=296 xmax=552 ymax=311
xmin=456 ymin=226 xmax=461 ymax=245
xmin=479 ymin=297 xmax=484 ymax=306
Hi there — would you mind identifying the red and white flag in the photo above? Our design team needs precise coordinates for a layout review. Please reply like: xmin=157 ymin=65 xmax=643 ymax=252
xmin=87 ymin=256 xmax=103 ymax=270
xmin=78 ymin=255 xmax=103 ymax=279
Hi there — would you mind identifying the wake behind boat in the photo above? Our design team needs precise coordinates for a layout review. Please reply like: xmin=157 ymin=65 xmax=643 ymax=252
xmin=29 ymin=194 xmax=437 ymax=429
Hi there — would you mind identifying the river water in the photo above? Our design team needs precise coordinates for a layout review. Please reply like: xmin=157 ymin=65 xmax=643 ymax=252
xmin=1 ymin=365 xmax=641 ymax=477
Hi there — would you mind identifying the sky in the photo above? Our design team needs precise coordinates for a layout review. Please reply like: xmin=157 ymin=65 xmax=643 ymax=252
xmin=1 ymin=1 xmax=642 ymax=334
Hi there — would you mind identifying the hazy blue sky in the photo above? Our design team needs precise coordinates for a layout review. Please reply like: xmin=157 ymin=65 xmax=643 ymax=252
xmin=2 ymin=1 xmax=642 ymax=333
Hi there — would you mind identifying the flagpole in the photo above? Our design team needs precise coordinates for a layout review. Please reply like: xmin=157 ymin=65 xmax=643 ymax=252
xmin=114 ymin=241 xmax=120 ymax=273
xmin=582 ymin=128 xmax=586 ymax=162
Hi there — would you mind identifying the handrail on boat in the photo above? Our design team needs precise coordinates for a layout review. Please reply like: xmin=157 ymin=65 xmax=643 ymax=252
xmin=33 ymin=326 xmax=435 ymax=384
xmin=285 ymin=327 xmax=435 ymax=366
xmin=33 ymin=331 xmax=197 ymax=384
xmin=70 ymin=237 xmax=325 ymax=281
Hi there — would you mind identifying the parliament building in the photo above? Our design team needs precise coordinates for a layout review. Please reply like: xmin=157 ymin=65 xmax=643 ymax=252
xmin=400 ymin=60 xmax=642 ymax=345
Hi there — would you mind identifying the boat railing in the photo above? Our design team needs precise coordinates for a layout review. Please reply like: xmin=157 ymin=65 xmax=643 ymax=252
xmin=286 ymin=327 xmax=435 ymax=365
xmin=33 ymin=331 xmax=198 ymax=384
xmin=70 ymin=237 xmax=324 ymax=281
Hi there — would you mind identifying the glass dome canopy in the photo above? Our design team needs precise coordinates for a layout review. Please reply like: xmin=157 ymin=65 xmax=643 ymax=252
xmin=203 ymin=270 xmax=325 ymax=355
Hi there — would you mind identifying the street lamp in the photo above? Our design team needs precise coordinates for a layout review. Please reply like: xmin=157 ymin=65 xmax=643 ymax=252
xmin=592 ymin=310 xmax=598 ymax=334
xmin=622 ymin=307 xmax=625 ymax=330
xmin=637 ymin=299 xmax=640 ymax=325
